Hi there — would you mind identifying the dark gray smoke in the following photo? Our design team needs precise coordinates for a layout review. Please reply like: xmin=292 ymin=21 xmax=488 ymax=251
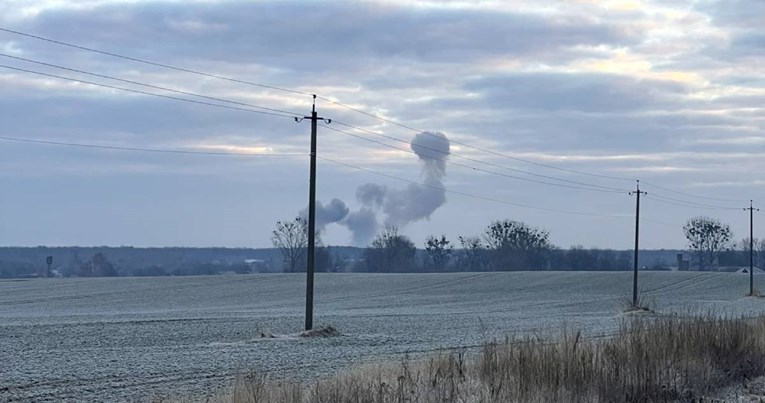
xmin=301 ymin=198 xmax=349 ymax=232
xmin=355 ymin=183 xmax=387 ymax=208
xmin=379 ymin=178 xmax=446 ymax=227
xmin=308 ymin=131 xmax=451 ymax=245
xmin=378 ymin=131 xmax=449 ymax=227
xmin=410 ymin=131 xmax=450 ymax=179
xmin=342 ymin=208 xmax=378 ymax=246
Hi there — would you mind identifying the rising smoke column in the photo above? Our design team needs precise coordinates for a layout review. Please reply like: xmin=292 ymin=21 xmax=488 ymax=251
xmin=344 ymin=131 xmax=451 ymax=244
xmin=382 ymin=130 xmax=449 ymax=226
xmin=308 ymin=131 xmax=451 ymax=246
xmin=342 ymin=208 xmax=378 ymax=246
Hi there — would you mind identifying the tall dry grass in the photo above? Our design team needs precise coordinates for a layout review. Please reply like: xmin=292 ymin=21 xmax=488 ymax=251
xmin=217 ymin=315 xmax=765 ymax=403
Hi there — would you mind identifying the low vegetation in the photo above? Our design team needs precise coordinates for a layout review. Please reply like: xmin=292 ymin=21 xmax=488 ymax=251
xmin=214 ymin=314 xmax=765 ymax=402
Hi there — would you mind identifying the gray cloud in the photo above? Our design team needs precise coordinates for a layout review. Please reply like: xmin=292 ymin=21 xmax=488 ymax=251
xmin=11 ymin=1 xmax=638 ymax=75
xmin=700 ymin=0 xmax=765 ymax=28
xmin=462 ymin=72 xmax=689 ymax=113
xmin=0 ymin=0 xmax=763 ymax=250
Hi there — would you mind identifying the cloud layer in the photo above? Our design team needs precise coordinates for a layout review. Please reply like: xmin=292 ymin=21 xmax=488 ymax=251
xmin=0 ymin=0 xmax=762 ymax=249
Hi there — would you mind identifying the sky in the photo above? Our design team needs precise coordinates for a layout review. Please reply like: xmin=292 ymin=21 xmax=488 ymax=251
xmin=0 ymin=0 xmax=763 ymax=250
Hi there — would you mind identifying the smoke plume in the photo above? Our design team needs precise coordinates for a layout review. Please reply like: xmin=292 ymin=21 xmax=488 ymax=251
xmin=308 ymin=131 xmax=451 ymax=245
xmin=342 ymin=208 xmax=379 ymax=246
xmin=301 ymin=198 xmax=349 ymax=232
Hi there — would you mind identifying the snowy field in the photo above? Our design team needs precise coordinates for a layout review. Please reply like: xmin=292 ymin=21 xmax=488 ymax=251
xmin=1 ymin=271 xmax=764 ymax=402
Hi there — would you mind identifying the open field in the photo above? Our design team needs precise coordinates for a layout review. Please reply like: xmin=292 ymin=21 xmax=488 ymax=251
xmin=1 ymin=271 xmax=764 ymax=402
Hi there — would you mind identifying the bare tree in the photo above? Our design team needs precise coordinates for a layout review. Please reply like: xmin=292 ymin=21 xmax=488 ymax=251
xmin=739 ymin=237 xmax=765 ymax=269
xmin=484 ymin=219 xmax=553 ymax=270
xmin=326 ymin=252 xmax=347 ymax=273
xmin=457 ymin=235 xmax=485 ymax=271
xmin=79 ymin=253 xmax=118 ymax=277
xmin=316 ymin=246 xmax=346 ymax=273
xmin=683 ymin=216 xmax=733 ymax=271
xmin=364 ymin=226 xmax=416 ymax=272
xmin=271 ymin=217 xmax=308 ymax=273
xmin=425 ymin=235 xmax=452 ymax=271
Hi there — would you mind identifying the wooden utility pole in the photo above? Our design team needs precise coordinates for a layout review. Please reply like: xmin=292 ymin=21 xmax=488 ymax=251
xmin=295 ymin=95 xmax=330 ymax=330
xmin=745 ymin=200 xmax=759 ymax=296
xmin=629 ymin=181 xmax=647 ymax=307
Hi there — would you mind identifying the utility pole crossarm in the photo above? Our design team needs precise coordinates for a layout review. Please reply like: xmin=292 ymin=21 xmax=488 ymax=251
xmin=629 ymin=180 xmax=647 ymax=308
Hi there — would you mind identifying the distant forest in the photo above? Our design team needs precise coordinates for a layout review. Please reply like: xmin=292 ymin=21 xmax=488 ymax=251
xmin=0 ymin=245 xmax=753 ymax=279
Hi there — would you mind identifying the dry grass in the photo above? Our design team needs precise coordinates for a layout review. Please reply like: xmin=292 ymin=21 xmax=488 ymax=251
xmin=211 ymin=315 xmax=765 ymax=403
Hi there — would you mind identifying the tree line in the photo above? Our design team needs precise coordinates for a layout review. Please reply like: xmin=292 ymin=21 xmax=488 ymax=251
xmin=1 ymin=215 xmax=759 ymax=278
xmin=272 ymin=215 xmax=764 ymax=273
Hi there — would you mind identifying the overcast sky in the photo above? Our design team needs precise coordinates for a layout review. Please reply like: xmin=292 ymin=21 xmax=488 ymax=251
xmin=0 ymin=0 xmax=762 ymax=250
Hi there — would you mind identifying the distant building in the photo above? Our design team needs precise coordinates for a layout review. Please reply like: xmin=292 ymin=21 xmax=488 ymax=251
xmin=676 ymin=253 xmax=690 ymax=271
xmin=244 ymin=259 xmax=271 ymax=273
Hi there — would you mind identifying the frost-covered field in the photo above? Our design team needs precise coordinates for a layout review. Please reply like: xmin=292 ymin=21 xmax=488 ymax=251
xmin=1 ymin=271 xmax=763 ymax=402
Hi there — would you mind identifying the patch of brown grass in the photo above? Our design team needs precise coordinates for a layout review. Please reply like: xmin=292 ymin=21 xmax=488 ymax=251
xmin=214 ymin=315 xmax=765 ymax=402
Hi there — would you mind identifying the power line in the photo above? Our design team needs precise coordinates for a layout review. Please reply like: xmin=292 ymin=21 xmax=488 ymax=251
xmin=640 ymin=180 xmax=749 ymax=203
xmin=0 ymin=27 xmax=311 ymax=97
xmin=641 ymin=217 xmax=676 ymax=227
xmin=322 ymin=124 xmax=627 ymax=194
xmin=647 ymin=193 xmax=741 ymax=210
xmin=644 ymin=194 xmax=740 ymax=211
xmin=0 ymin=135 xmax=307 ymax=157
xmin=1 ymin=49 xmax=630 ymax=194
xmin=0 ymin=26 xmax=636 ymax=183
xmin=0 ymin=53 xmax=302 ymax=116
xmin=319 ymin=100 xmax=635 ymax=183
xmin=316 ymin=95 xmax=424 ymax=133
xmin=0 ymin=133 xmax=632 ymax=219
xmin=317 ymin=155 xmax=633 ymax=218
xmin=0 ymin=64 xmax=298 ymax=119
xmin=0 ymin=133 xmax=679 ymax=228
xmin=7 ymin=50 xmax=633 ymax=197
xmin=0 ymin=58 xmax=635 ymax=195
xmin=332 ymin=120 xmax=630 ymax=193
xmin=2 ymin=27 xmax=754 ymax=206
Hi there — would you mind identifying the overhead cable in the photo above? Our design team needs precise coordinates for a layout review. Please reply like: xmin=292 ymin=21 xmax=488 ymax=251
xmin=0 ymin=53 xmax=302 ymax=116
xmin=0 ymin=64 xmax=298 ymax=119
xmin=0 ymin=26 xmax=636 ymax=183
xmin=640 ymin=180 xmax=749 ymax=203
xmin=644 ymin=194 xmax=741 ymax=211
xmin=332 ymin=120 xmax=631 ymax=193
xmin=322 ymin=124 xmax=627 ymax=194
xmin=0 ymin=134 xmax=632 ymax=219
xmin=0 ymin=27 xmax=310 ymax=96
xmin=318 ymin=155 xmax=634 ymax=218
xmin=320 ymin=98 xmax=635 ymax=182
xmin=0 ymin=135 xmax=306 ymax=157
